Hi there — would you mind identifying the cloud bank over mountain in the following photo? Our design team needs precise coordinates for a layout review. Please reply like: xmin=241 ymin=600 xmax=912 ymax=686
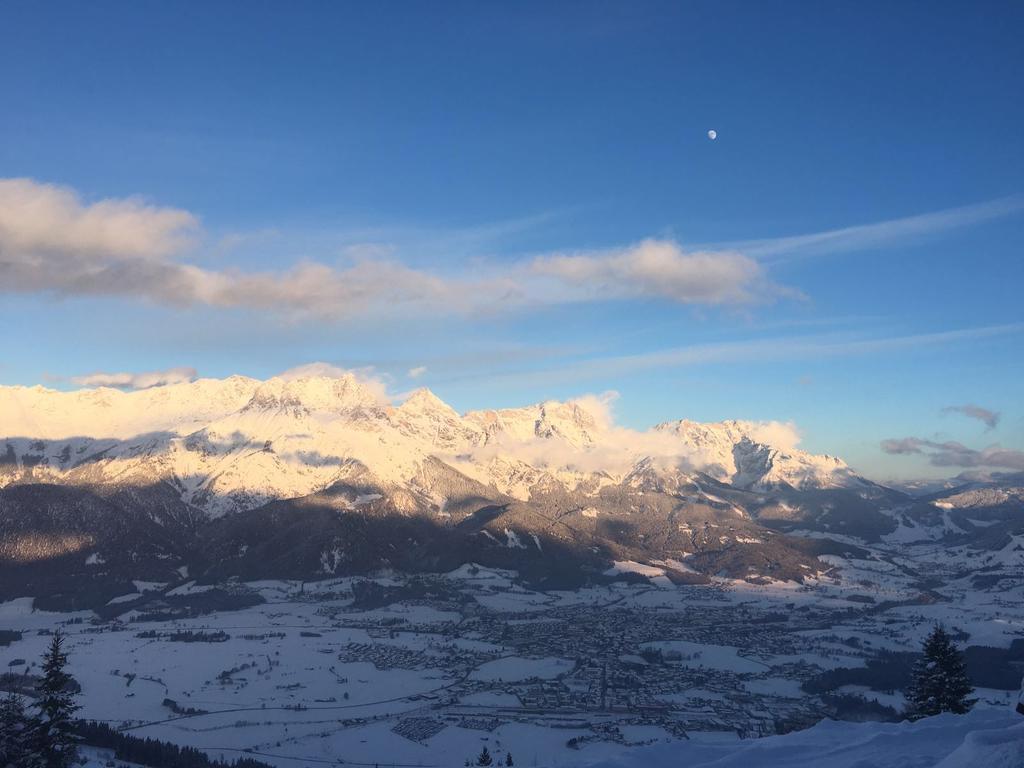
xmin=881 ymin=437 xmax=1024 ymax=470
xmin=70 ymin=366 xmax=198 ymax=390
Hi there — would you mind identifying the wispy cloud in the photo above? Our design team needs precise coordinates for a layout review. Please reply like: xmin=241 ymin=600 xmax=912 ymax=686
xmin=881 ymin=436 xmax=1024 ymax=470
xmin=407 ymin=366 xmax=428 ymax=379
xmin=71 ymin=366 xmax=197 ymax=389
xmin=729 ymin=196 xmax=1024 ymax=264
xmin=467 ymin=323 xmax=1024 ymax=388
xmin=942 ymin=403 xmax=1001 ymax=430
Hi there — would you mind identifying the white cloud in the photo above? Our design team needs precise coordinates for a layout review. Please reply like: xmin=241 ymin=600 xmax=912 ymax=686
xmin=0 ymin=179 xmax=517 ymax=317
xmin=71 ymin=366 xmax=197 ymax=390
xmin=0 ymin=177 xmax=197 ymax=259
xmin=530 ymin=239 xmax=781 ymax=305
xmin=567 ymin=390 xmax=620 ymax=431
xmin=744 ymin=421 xmax=803 ymax=452
xmin=193 ymin=259 xmax=523 ymax=318
xmin=0 ymin=178 xmax=205 ymax=305
xmin=407 ymin=366 xmax=428 ymax=379
xmin=0 ymin=178 xmax=788 ymax=319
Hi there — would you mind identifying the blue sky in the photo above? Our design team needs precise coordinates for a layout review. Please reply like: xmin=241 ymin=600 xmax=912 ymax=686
xmin=1 ymin=1 xmax=1022 ymax=480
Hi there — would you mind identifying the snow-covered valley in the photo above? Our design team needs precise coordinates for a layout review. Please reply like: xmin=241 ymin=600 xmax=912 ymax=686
xmin=2 ymin=552 xmax=1023 ymax=767
xmin=2 ymin=374 xmax=1023 ymax=766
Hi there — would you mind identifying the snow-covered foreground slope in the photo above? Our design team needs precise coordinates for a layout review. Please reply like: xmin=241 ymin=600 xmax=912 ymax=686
xmin=584 ymin=709 xmax=1024 ymax=768
xmin=76 ymin=711 xmax=1024 ymax=768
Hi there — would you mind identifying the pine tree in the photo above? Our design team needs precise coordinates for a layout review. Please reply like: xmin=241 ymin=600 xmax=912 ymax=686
xmin=505 ymin=751 xmax=514 ymax=766
xmin=476 ymin=745 xmax=493 ymax=766
xmin=906 ymin=625 xmax=975 ymax=720
xmin=0 ymin=692 xmax=31 ymax=768
xmin=32 ymin=630 xmax=80 ymax=768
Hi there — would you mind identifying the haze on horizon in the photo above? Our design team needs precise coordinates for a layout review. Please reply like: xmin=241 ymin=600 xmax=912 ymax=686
xmin=0 ymin=1 xmax=1022 ymax=482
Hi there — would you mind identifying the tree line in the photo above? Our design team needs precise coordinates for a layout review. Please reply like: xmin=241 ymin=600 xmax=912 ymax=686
xmin=1 ymin=631 xmax=79 ymax=768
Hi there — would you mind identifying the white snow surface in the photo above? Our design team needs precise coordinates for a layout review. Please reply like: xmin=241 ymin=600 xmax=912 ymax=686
xmin=582 ymin=709 xmax=1024 ymax=768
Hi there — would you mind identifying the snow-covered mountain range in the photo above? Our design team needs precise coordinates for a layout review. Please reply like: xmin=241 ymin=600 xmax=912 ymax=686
xmin=0 ymin=372 xmax=870 ymax=517
xmin=3 ymin=372 xmax=1020 ymax=605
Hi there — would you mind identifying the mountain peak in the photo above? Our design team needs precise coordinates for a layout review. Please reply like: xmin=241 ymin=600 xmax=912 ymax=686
xmin=400 ymin=387 xmax=451 ymax=412
xmin=463 ymin=398 xmax=601 ymax=449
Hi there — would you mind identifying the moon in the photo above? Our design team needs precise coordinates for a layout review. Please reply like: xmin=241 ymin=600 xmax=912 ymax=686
xmin=707 ymin=129 xmax=717 ymax=140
